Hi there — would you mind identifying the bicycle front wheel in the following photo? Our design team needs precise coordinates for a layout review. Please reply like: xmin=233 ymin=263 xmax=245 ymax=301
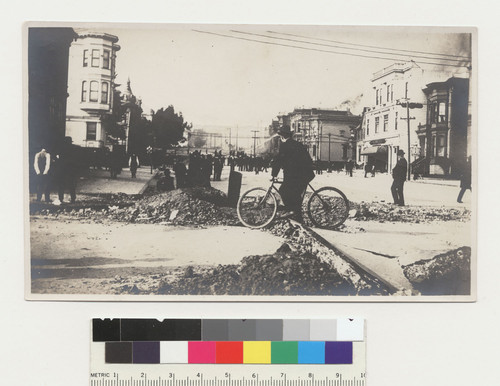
xmin=307 ymin=186 xmax=349 ymax=229
xmin=237 ymin=187 xmax=278 ymax=229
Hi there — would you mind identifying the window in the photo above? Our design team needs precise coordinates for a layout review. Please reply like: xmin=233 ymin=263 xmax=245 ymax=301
xmin=432 ymin=134 xmax=446 ymax=157
xmin=91 ymin=49 xmax=100 ymax=67
xmin=405 ymin=82 xmax=409 ymax=99
xmin=386 ymin=85 xmax=390 ymax=102
xmin=340 ymin=130 xmax=345 ymax=137
xmin=86 ymin=122 xmax=97 ymax=140
xmin=375 ymin=89 xmax=379 ymax=105
xmin=89 ymin=81 xmax=99 ymax=102
xmin=438 ymin=102 xmax=446 ymax=123
xmin=83 ymin=49 xmax=89 ymax=67
xmin=101 ymin=82 xmax=109 ymax=104
xmin=430 ymin=102 xmax=438 ymax=123
xmin=395 ymin=112 xmax=398 ymax=130
xmin=375 ymin=117 xmax=380 ymax=133
xmin=103 ymin=50 xmax=110 ymax=69
xmin=390 ymin=84 xmax=394 ymax=102
xmin=342 ymin=144 xmax=348 ymax=159
xmin=379 ymin=88 xmax=383 ymax=104
xmin=383 ymin=114 xmax=389 ymax=132
xmin=436 ymin=134 xmax=446 ymax=157
xmin=81 ymin=81 xmax=87 ymax=102
xmin=366 ymin=119 xmax=370 ymax=136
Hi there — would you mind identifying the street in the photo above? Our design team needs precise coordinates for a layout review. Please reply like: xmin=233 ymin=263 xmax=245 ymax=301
xmin=28 ymin=165 xmax=472 ymax=297
xmin=212 ymin=167 xmax=469 ymax=209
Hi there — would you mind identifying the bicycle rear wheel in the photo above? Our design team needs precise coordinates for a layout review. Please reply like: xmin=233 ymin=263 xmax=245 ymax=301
xmin=237 ymin=187 xmax=278 ymax=229
xmin=307 ymin=186 xmax=349 ymax=229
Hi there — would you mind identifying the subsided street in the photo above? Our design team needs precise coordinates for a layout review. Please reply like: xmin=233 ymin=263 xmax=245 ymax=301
xmin=29 ymin=166 xmax=472 ymax=296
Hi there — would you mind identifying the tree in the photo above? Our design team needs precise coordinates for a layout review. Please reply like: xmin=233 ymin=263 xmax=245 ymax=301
xmin=101 ymin=89 xmax=127 ymax=144
xmin=151 ymin=106 xmax=192 ymax=149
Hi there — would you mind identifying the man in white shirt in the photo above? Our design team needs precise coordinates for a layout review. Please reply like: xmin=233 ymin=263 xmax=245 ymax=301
xmin=34 ymin=147 xmax=51 ymax=202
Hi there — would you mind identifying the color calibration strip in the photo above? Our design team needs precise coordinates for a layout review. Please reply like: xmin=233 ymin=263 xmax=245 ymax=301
xmin=92 ymin=319 xmax=364 ymax=365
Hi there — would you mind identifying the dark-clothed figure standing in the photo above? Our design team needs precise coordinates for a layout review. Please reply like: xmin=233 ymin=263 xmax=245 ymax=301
xmin=173 ymin=159 xmax=187 ymax=188
xmin=457 ymin=157 xmax=472 ymax=203
xmin=34 ymin=147 xmax=52 ymax=202
xmin=364 ymin=162 xmax=371 ymax=178
xmin=56 ymin=137 xmax=78 ymax=204
xmin=110 ymin=147 xmax=122 ymax=179
xmin=347 ymin=159 xmax=354 ymax=177
xmin=391 ymin=149 xmax=407 ymax=206
xmin=271 ymin=125 xmax=315 ymax=221
xmin=129 ymin=153 xmax=139 ymax=178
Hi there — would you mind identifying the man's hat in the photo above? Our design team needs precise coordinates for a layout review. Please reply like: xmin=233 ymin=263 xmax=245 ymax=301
xmin=397 ymin=149 xmax=405 ymax=156
xmin=278 ymin=125 xmax=292 ymax=136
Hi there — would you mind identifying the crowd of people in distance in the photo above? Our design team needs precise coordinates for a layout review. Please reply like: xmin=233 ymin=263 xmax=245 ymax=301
xmin=32 ymin=134 xmax=472 ymax=208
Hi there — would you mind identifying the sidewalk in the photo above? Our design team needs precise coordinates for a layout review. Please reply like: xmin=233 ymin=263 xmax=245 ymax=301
xmin=313 ymin=219 xmax=471 ymax=293
xmin=77 ymin=166 xmax=156 ymax=195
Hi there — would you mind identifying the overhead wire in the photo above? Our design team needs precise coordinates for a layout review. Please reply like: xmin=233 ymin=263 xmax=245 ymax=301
xmin=192 ymin=29 xmax=470 ymax=68
xmin=231 ymin=30 xmax=468 ymax=64
xmin=266 ymin=30 xmax=471 ymax=60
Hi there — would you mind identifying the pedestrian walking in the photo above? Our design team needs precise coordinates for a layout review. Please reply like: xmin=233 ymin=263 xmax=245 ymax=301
xmin=364 ymin=162 xmax=371 ymax=178
xmin=33 ymin=147 xmax=52 ymax=202
xmin=391 ymin=149 xmax=407 ymax=206
xmin=347 ymin=159 xmax=354 ymax=177
xmin=271 ymin=125 xmax=315 ymax=222
xmin=457 ymin=157 xmax=472 ymax=203
xmin=129 ymin=153 xmax=139 ymax=178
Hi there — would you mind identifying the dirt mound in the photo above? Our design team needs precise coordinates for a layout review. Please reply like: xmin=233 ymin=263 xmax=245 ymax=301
xmin=402 ymin=247 xmax=471 ymax=295
xmin=351 ymin=201 xmax=470 ymax=223
xmin=106 ymin=188 xmax=239 ymax=226
xmin=157 ymin=251 xmax=359 ymax=296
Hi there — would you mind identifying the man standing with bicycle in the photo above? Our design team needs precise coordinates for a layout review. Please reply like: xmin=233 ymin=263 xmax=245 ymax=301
xmin=271 ymin=125 xmax=315 ymax=221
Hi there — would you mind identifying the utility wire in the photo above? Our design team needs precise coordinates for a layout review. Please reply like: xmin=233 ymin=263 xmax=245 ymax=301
xmin=193 ymin=29 xmax=468 ymax=68
xmin=232 ymin=30 xmax=467 ymax=64
xmin=267 ymin=30 xmax=471 ymax=60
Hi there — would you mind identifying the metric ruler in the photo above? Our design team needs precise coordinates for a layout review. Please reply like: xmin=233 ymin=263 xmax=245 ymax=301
xmin=90 ymin=319 xmax=366 ymax=386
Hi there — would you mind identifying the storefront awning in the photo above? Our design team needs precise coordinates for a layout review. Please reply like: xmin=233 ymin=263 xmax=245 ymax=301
xmin=361 ymin=145 xmax=387 ymax=155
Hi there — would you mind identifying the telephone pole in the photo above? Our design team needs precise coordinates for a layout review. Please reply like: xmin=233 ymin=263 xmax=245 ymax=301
xmin=399 ymin=100 xmax=423 ymax=180
xmin=251 ymin=130 xmax=259 ymax=156
xmin=328 ymin=133 xmax=331 ymax=163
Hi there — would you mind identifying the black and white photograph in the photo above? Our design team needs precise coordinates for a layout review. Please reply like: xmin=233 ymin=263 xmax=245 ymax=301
xmin=25 ymin=23 xmax=476 ymax=300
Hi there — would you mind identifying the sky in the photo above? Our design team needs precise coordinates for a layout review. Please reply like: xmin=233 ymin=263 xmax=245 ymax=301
xmin=99 ymin=24 xmax=472 ymax=139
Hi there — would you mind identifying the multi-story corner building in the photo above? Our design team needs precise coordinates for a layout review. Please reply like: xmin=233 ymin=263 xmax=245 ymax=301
xmin=28 ymin=27 xmax=76 ymax=191
xmin=419 ymin=77 xmax=469 ymax=177
xmin=28 ymin=27 xmax=76 ymax=151
xmin=65 ymin=30 xmax=120 ymax=148
xmin=289 ymin=108 xmax=361 ymax=163
xmin=360 ymin=62 xmax=427 ymax=173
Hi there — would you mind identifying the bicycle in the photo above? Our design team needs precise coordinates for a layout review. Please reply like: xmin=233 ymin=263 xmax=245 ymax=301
xmin=237 ymin=178 xmax=349 ymax=229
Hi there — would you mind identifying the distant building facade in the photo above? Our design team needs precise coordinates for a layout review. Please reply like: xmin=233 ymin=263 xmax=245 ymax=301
xmin=65 ymin=30 xmax=120 ymax=148
xmin=360 ymin=62 xmax=427 ymax=173
xmin=419 ymin=77 xmax=469 ymax=177
xmin=269 ymin=108 xmax=360 ymax=163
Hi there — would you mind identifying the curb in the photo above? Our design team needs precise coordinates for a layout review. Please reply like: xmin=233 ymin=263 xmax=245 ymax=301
xmin=291 ymin=220 xmax=413 ymax=294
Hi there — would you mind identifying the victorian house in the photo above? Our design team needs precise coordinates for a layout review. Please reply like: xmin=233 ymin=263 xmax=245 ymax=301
xmin=65 ymin=30 xmax=120 ymax=148
xmin=418 ymin=77 xmax=469 ymax=177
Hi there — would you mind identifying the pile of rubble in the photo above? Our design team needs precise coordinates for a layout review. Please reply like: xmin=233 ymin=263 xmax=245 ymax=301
xmin=32 ymin=188 xmax=240 ymax=226
xmin=157 ymin=246 xmax=377 ymax=296
xmin=351 ymin=201 xmax=470 ymax=223
xmin=107 ymin=188 xmax=238 ymax=226
xmin=402 ymin=247 xmax=471 ymax=295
